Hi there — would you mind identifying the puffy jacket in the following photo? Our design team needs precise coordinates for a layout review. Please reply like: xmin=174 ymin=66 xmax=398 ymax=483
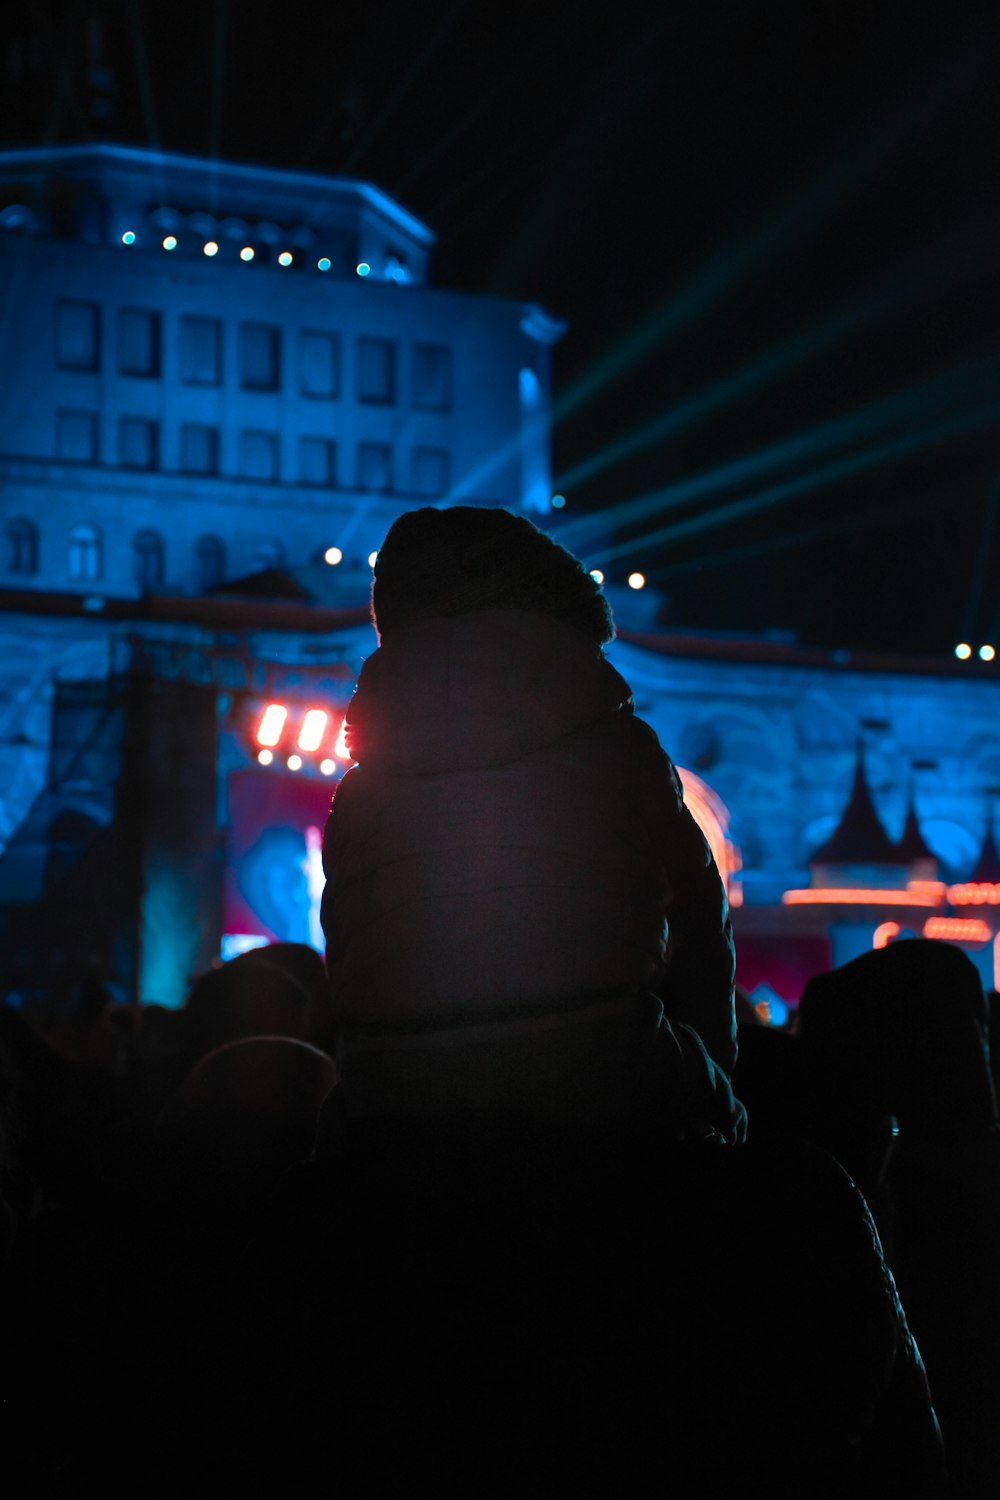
xmin=321 ymin=609 xmax=738 ymax=1131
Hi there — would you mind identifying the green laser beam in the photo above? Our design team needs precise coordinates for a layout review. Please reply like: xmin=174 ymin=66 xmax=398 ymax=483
xmin=597 ymin=400 xmax=1000 ymax=565
xmin=549 ymin=28 xmax=996 ymax=433
xmin=554 ymin=201 xmax=1000 ymax=496
xmin=558 ymin=351 xmax=1000 ymax=551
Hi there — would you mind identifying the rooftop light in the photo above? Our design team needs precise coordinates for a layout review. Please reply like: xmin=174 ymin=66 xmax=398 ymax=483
xmin=324 ymin=546 xmax=343 ymax=565
xmin=955 ymin=643 xmax=972 ymax=660
xmin=257 ymin=748 xmax=274 ymax=766
xmin=278 ymin=251 xmax=293 ymax=267
xmin=980 ymin=644 xmax=996 ymax=662
xmin=240 ymin=246 xmax=255 ymax=261
xmin=203 ymin=241 xmax=219 ymax=257
xmin=287 ymin=754 xmax=303 ymax=771
xmin=320 ymin=758 xmax=336 ymax=775
xmin=628 ymin=572 xmax=646 ymax=590
xmin=162 ymin=235 xmax=177 ymax=251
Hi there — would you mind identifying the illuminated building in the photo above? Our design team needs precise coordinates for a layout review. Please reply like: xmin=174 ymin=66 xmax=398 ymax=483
xmin=0 ymin=144 xmax=563 ymax=1004
xmin=0 ymin=144 xmax=997 ymax=1010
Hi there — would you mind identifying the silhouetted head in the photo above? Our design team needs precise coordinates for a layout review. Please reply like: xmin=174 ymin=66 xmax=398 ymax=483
xmin=798 ymin=939 xmax=997 ymax=1142
xmin=371 ymin=506 xmax=613 ymax=645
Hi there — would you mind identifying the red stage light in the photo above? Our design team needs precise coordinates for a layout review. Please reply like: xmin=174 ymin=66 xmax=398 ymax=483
xmin=256 ymin=703 xmax=288 ymax=747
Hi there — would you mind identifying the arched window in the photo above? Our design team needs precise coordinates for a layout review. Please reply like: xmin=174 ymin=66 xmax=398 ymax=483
xmin=6 ymin=517 xmax=38 ymax=575
xmin=194 ymin=533 xmax=225 ymax=592
xmin=133 ymin=529 xmax=164 ymax=590
xmin=70 ymin=524 xmax=102 ymax=582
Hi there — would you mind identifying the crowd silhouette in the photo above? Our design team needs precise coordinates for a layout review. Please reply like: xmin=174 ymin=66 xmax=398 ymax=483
xmin=1 ymin=510 xmax=995 ymax=1497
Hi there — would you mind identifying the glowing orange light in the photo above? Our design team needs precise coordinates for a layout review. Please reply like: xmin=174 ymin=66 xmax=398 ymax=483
xmin=628 ymin=572 xmax=646 ymax=590
xmin=319 ymin=759 xmax=336 ymax=776
xmin=287 ymin=754 xmax=302 ymax=771
xmin=256 ymin=703 xmax=287 ymax=747
xmin=297 ymin=709 xmax=329 ymax=752
xmin=334 ymin=716 xmax=351 ymax=761
xmin=907 ymin=879 xmax=949 ymax=898
xmin=873 ymin=921 xmax=901 ymax=949
xmin=257 ymin=748 xmax=273 ymax=767
xmin=783 ymin=887 xmax=946 ymax=907
xmin=676 ymin=766 xmax=740 ymax=908
xmin=947 ymin=883 xmax=1000 ymax=906
xmin=923 ymin=917 xmax=991 ymax=944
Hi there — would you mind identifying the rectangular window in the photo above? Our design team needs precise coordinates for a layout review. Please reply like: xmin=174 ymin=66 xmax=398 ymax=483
xmin=239 ymin=429 xmax=279 ymax=481
xmin=55 ymin=409 xmax=98 ymax=462
xmin=412 ymin=343 xmax=452 ymax=411
xmin=179 ymin=316 xmax=222 ymax=385
xmin=357 ymin=441 xmax=393 ymax=493
xmin=410 ymin=446 xmax=450 ymax=497
xmin=298 ymin=331 xmax=340 ymax=398
xmin=356 ymin=336 xmax=396 ymax=404
xmin=55 ymin=300 xmax=100 ymax=371
xmin=179 ymin=422 xmax=219 ymax=475
xmin=118 ymin=417 xmax=158 ymax=470
xmin=239 ymin=322 xmax=280 ymax=391
xmin=118 ymin=307 xmax=161 ymax=377
xmin=299 ymin=437 xmax=336 ymax=487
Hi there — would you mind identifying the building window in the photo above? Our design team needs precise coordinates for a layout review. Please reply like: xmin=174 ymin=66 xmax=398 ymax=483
xmin=55 ymin=409 xmax=98 ymax=462
xmin=70 ymin=524 xmax=101 ymax=582
xmin=239 ymin=429 xmax=279 ymax=481
xmin=55 ymin=299 xmax=100 ymax=371
xmin=118 ymin=417 xmax=158 ymax=470
xmin=179 ymin=316 xmax=222 ymax=385
xmin=193 ymin=534 xmax=225 ymax=592
xmin=239 ymin=322 xmax=280 ymax=391
xmin=298 ymin=330 xmax=340 ymax=398
xmin=133 ymin=530 xmax=164 ymax=590
xmin=299 ymin=437 xmax=336 ymax=488
xmin=118 ymin=307 xmax=161 ymax=377
xmin=410 ymin=445 xmax=450 ymax=497
xmin=356 ymin=336 xmax=396 ymax=404
xmin=357 ymin=441 xmax=393 ymax=493
xmin=179 ymin=422 xmax=219 ymax=475
xmin=412 ymin=343 xmax=452 ymax=411
xmin=5 ymin=517 xmax=38 ymax=576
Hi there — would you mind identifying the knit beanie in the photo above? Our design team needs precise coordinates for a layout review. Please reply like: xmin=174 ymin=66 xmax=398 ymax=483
xmin=371 ymin=506 xmax=614 ymax=645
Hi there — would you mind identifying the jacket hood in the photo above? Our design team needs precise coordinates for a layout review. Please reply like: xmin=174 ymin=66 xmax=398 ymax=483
xmin=344 ymin=608 xmax=634 ymax=773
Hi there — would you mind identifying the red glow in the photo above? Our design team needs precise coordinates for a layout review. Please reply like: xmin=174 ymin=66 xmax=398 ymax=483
xmin=297 ymin=708 xmax=329 ymax=752
xmin=256 ymin=703 xmax=288 ymax=748
xmin=783 ymin=887 xmax=945 ymax=907
xmin=923 ymin=917 xmax=991 ymax=944
xmin=333 ymin=716 xmax=351 ymax=761
xmin=947 ymin=883 xmax=1000 ymax=906
xmin=872 ymin=921 xmax=901 ymax=949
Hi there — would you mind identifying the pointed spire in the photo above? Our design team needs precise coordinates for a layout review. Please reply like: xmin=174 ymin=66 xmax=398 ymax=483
xmin=809 ymin=746 xmax=901 ymax=867
xmin=896 ymin=797 xmax=937 ymax=866
xmin=969 ymin=821 xmax=1000 ymax=884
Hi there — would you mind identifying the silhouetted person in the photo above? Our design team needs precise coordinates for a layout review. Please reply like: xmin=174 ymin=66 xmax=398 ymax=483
xmin=799 ymin=939 xmax=1000 ymax=1498
xmin=321 ymin=506 xmax=743 ymax=1143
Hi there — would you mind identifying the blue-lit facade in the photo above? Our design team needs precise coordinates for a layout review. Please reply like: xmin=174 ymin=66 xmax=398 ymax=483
xmin=0 ymin=145 xmax=997 ymax=1009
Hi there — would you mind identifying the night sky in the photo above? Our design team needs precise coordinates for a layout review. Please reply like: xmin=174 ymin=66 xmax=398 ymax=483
xmin=4 ymin=1 xmax=1000 ymax=654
